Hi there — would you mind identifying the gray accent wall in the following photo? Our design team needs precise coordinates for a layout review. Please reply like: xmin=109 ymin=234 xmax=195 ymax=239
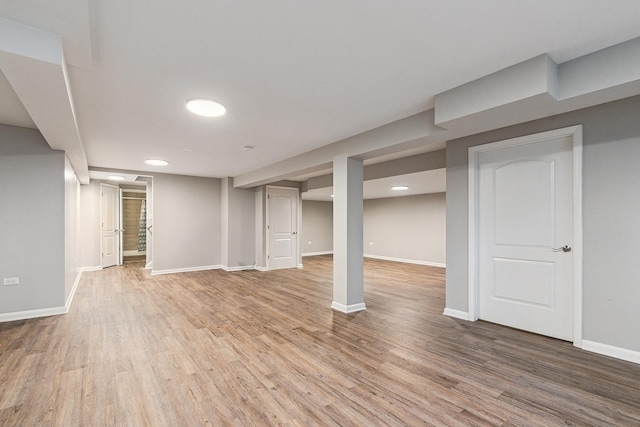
xmin=301 ymin=194 xmax=447 ymax=266
xmin=0 ymin=124 xmax=67 ymax=314
xmin=446 ymin=95 xmax=640 ymax=352
xmin=364 ymin=193 xmax=446 ymax=265
xmin=301 ymin=200 xmax=333 ymax=255
xmin=146 ymin=173 xmax=221 ymax=272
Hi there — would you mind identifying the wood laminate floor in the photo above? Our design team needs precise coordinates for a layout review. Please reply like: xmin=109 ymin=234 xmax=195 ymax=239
xmin=1 ymin=256 xmax=639 ymax=426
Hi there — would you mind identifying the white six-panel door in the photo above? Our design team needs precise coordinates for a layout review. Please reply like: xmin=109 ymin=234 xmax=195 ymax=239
xmin=267 ymin=187 xmax=299 ymax=270
xmin=470 ymin=127 xmax=582 ymax=342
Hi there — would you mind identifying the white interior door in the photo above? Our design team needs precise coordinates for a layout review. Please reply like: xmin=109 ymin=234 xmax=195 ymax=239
xmin=476 ymin=133 xmax=575 ymax=341
xmin=268 ymin=187 xmax=299 ymax=270
xmin=101 ymin=183 xmax=120 ymax=268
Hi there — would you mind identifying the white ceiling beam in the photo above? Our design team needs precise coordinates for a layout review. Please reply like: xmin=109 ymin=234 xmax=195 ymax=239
xmin=233 ymin=111 xmax=445 ymax=188
xmin=434 ymin=55 xmax=560 ymax=127
xmin=0 ymin=18 xmax=89 ymax=184
xmin=559 ymin=37 xmax=640 ymax=100
xmin=234 ymin=37 xmax=640 ymax=189
xmin=304 ymin=150 xmax=446 ymax=192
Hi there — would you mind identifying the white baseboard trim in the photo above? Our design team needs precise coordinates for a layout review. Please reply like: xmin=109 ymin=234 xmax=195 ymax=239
xmin=331 ymin=301 xmax=367 ymax=313
xmin=255 ymin=266 xmax=268 ymax=272
xmin=145 ymin=262 xmax=153 ymax=270
xmin=443 ymin=308 xmax=471 ymax=321
xmin=0 ymin=267 xmax=85 ymax=323
xmin=364 ymin=254 xmax=446 ymax=268
xmin=302 ymin=251 xmax=333 ymax=257
xmin=80 ymin=266 xmax=102 ymax=272
xmin=297 ymin=263 xmax=304 ymax=269
xmin=581 ymin=340 xmax=640 ymax=365
xmin=151 ymin=265 xmax=223 ymax=275
xmin=64 ymin=270 xmax=83 ymax=312
xmin=222 ymin=265 xmax=256 ymax=272
xmin=0 ymin=269 xmax=86 ymax=323
xmin=0 ymin=306 xmax=68 ymax=323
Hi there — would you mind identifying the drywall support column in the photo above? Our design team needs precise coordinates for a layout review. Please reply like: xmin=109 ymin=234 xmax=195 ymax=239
xmin=221 ymin=177 xmax=231 ymax=269
xmin=221 ymin=177 xmax=256 ymax=271
xmin=332 ymin=154 xmax=366 ymax=313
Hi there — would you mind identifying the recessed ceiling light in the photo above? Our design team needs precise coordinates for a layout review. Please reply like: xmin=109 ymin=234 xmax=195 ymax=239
xmin=186 ymin=98 xmax=226 ymax=117
xmin=391 ymin=185 xmax=409 ymax=191
xmin=330 ymin=194 xmax=334 ymax=197
xmin=146 ymin=159 xmax=169 ymax=166
xmin=108 ymin=175 xmax=125 ymax=181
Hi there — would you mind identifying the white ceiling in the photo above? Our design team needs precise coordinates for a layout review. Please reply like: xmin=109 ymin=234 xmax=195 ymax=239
xmin=1 ymin=1 xmax=640 ymax=183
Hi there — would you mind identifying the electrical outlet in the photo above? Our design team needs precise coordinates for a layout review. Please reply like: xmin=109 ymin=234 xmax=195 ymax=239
xmin=3 ymin=277 xmax=19 ymax=286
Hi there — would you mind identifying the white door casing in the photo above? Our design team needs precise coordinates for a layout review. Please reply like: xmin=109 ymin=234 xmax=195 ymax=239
xmin=119 ymin=188 xmax=124 ymax=265
xmin=267 ymin=186 xmax=299 ymax=270
xmin=468 ymin=126 xmax=583 ymax=345
xmin=101 ymin=183 xmax=120 ymax=268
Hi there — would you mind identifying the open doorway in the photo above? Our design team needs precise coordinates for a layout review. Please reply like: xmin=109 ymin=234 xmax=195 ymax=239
xmin=94 ymin=171 xmax=153 ymax=270
xmin=121 ymin=188 xmax=147 ymax=263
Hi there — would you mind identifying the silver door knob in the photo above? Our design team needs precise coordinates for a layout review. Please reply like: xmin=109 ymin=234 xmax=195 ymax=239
xmin=552 ymin=245 xmax=571 ymax=252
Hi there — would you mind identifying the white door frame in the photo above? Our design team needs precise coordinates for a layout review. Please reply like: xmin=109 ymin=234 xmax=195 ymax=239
xmin=119 ymin=188 xmax=124 ymax=265
xmin=265 ymin=185 xmax=301 ymax=270
xmin=120 ymin=188 xmax=147 ymax=258
xmin=468 ymin=125 xmax=583 ymax=347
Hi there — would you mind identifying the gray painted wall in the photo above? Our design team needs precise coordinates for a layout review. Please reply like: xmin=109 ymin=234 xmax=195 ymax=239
xmin=0 ymin=124 xmax=66 ymax=313
xmin=301 ymin=200 xmax=333 ymax=255
xmin=364 ymin=193 xmax=446 ymax=265
xmin=446 ymin=95 xmax=640 ymax=352
xmin=301 ymin=194 xmax=447 ymax=266
xmin=147 ymin=173 xmax=221 ymax=272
